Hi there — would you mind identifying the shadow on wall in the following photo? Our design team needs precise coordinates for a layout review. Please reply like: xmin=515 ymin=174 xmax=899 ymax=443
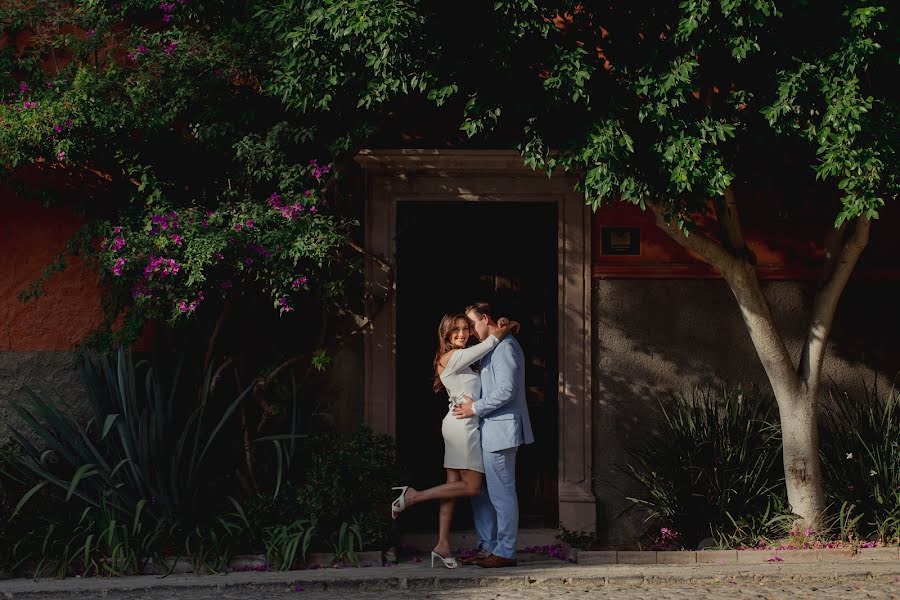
xmin=591 ymin=277 xmax=900 ymax=547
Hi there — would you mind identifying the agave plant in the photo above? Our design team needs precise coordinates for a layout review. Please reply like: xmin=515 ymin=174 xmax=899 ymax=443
xmin=6 ymin=346 xmax=252 ymax=529
xmin=618 ymin=385 xmax=787 ymax=547
xmin=821 ymin=381 xmax=900 ymax=544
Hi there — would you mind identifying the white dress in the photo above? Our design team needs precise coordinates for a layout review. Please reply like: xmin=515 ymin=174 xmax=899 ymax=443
xmin=438 ymin=335 xmax=500 ymax=473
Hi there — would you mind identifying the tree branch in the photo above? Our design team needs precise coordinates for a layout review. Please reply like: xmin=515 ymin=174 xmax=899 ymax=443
xmin=645 ymin=199 xmax=737 ymax=272
xmin=714 ymin=187 xmax=756 ymax=264
xmin=647 ymin=197 xmax=799 ymax=398
xmin=203 ymin=300 xmax=232 ymax=381
xmin=798 ymin=217 xmax=871 ymax=385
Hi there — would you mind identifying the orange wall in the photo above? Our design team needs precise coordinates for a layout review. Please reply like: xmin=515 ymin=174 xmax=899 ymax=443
xmin=1 ymin=188 xmax=104 ymax=350
xmin=592 ymin=197 xmax=900 ymax=279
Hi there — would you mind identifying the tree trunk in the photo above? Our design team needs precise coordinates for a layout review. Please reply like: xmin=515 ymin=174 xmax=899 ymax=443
xmin=722 ymin=261 xmax=828 ymax=528
xmin=776 ymin=384 xmax=827 ymax=527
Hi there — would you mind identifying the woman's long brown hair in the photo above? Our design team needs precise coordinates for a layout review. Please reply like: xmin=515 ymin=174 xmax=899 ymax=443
xmin=433 ymin=313 xmax=471 ymax=393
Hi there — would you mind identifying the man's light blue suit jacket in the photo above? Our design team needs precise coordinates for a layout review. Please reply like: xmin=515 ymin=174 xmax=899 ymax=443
xmin=472 ymin=336 xmax=535 ymax=453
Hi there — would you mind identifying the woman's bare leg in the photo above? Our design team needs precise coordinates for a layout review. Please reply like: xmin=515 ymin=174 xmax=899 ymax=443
xmin=404 ymin=469 xmax=483 ymax=507
xmin=435 ymin=469 xmax=460 ymax=557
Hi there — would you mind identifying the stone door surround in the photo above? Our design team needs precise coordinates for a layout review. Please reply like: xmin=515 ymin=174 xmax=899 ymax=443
xmin=355 ymin=149 xmax=595 ymax=532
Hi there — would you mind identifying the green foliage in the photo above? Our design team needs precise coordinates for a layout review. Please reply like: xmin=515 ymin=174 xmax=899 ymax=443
xmin=821 ymin=382 xmax=900 ymax=545
xmin=557 ymin=524 xmax=603 ymax=551
xmin=5 ymin=347 xmax=250 ymax=530
xmin=711 ymin=495 xmax=796 ymax=549
xmin=247 ymin=426 xmax=399 ymax=557
xmin=619 ymin=385 xmax=786 ymax=548
xmin=262 ymin=518 xmax=315 ymax=570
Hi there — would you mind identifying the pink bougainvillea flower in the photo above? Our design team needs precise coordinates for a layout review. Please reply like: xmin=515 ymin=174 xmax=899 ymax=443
xmin=170 ymin=234 xmax=183 ymax=246
xmin=137 ymin=44 xmax=148 ymax=55
xmin=53 ymin=124 xmax=63 ymax=133
xmin=19 ymin=82 xmax=27 ymax=93
xmin=111 ymin=257 xmax=126 ymax=276
xmin=277 ymin=297 xmax=294 ymax=312
xmin=57 ymin=150 xmax=65 ymax=160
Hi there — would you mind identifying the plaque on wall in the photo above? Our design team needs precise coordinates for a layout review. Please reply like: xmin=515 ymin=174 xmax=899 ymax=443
xmin=600 ymin=227 xmax=641 ymax=256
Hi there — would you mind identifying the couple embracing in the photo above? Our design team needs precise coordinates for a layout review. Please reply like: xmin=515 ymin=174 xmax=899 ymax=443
xmin=391 ymin=302 xmax=534 ymax=569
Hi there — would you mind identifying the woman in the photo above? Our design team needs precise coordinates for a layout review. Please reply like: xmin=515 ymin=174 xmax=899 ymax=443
xmin=390 ymin=313 xmax=517 ymax=568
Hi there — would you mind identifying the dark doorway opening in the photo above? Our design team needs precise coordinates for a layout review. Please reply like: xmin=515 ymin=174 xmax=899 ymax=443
xmin=395 ymin=201 xmax=559 ymax=531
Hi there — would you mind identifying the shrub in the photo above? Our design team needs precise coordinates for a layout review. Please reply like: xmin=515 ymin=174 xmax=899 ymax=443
xmin=619 ymin=385 xmax=787 ymax=548
xmin=821 ymin=382 xmax=900 ymax=545
xmin=248 ymin=425 xmax=400 ymax=560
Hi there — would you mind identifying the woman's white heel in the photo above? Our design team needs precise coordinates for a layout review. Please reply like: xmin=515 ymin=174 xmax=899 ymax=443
xmin=391 ymin=486 xmax=409 ymax=519
xmin=431 ymin=551 xmax=459 ymax=569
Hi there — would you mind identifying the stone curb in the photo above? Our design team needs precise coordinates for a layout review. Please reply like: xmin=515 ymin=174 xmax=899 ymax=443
xmin=1 ymin=560 xmax=899 ymax=598
xmin=576 ymin=546 xmax=900 ymax=565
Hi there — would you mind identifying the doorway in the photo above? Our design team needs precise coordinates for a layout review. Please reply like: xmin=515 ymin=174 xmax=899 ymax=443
xmin=395 ymin=201 xmax=559 ymax=530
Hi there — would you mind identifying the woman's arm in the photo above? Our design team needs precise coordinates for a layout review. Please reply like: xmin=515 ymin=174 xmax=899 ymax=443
xmin=440 ymin=335 xmax=499 ymax=377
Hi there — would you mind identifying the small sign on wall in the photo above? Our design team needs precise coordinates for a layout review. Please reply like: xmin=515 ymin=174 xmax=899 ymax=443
xmin=600 ymin=227 xmax=641 ymax=256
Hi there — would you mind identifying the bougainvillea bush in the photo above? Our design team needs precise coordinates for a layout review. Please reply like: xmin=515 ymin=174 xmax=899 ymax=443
xmin=1 ymin=1 xmax=369 ymax=347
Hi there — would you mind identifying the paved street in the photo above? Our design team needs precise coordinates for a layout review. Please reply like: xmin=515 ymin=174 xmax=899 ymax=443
xmin=3 ymin=560 xmax=900 ymax=600
xmin=8 ymin=579 xmax=900 ymax=600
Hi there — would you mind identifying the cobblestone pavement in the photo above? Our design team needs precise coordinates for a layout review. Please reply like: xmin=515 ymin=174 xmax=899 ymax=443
xmin=3 ymin=561 xmax=899 ymax=600
xmin=12 ymin=579 xmax=900 ymax=600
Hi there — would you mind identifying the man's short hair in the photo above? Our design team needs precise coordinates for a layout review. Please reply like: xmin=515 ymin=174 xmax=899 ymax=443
xmin=466 ymin=301 xmax=493 ymax=321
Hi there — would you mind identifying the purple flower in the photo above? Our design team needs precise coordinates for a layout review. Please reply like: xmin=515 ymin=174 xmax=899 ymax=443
xmin=23 ymin=101 xmax=32 ymax=109
xmin=113 ymin=2 xmax=121 ymax=11
xmin=65 ymin=118 xmax=73 ymax=127
xmin=46 ymin=81 xmax=54 ymax=89
xmin=132 ymin=284 xmax=153 ymax=299
xmin=113 ymin=226 xmax=122 ymax=234
xmin=170 ymin=234 xmax=183 ymax=246
xmin=164 ymin=41 xmax=177 ymax=56
xmin=53 ymin=124 xmax=63 ymax=133
xmin=244 ymin=257 xmax=254 ymax=266
xmin=200 ymin=219 xmax=209 ymax=227
xmin=144 ymin=256 xmax=181 ymax=278
xmin=19 ymin=82 xmax=27 ymax=93
xmin=245 ymin=219 xmax=254 ymax=228
xmin=110 ymin=236 xmax=126 ymax=252
xmin=137 ymin=44 xmax=148 ymax=55
xmin=128 ymin=52 xmax=136 ymax=62
xmin=278 ymin=297 xmax=294 ymax=312
xmin=111 ymin=257 xmax=126 ymax=276
xmin=162 ymin=13 xmax=172 ymax=22
xmin=291 ymin=275 xmax=309 ymax=290
xmin=85 ymin=28 xmax=96 ymax=38
xmin=212 ymin=251 xmax=224 ymax=261
xmin=309 ymin=206 xmax=317 ymax=214
xmin=57 ymin=150 xmax=65 ymax=160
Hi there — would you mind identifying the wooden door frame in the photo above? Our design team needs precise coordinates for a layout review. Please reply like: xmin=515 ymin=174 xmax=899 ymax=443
xmin=355 ymin=149 xmax=596 ymax=532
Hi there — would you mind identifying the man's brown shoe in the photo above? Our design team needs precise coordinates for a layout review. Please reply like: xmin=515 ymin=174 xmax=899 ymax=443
xmin=476 ymin=553 xmax=517 ymax=568
xmin=458 ymin=550 xmax=489 ymax=565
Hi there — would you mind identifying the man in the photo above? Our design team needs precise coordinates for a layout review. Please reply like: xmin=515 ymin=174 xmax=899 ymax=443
xmin=452 ymin=301 xmax=534 ymax=568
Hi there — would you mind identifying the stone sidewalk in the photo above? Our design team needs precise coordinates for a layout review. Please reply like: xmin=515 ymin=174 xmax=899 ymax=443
xmin=1 ymin=557 xmax=899 ymax=598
